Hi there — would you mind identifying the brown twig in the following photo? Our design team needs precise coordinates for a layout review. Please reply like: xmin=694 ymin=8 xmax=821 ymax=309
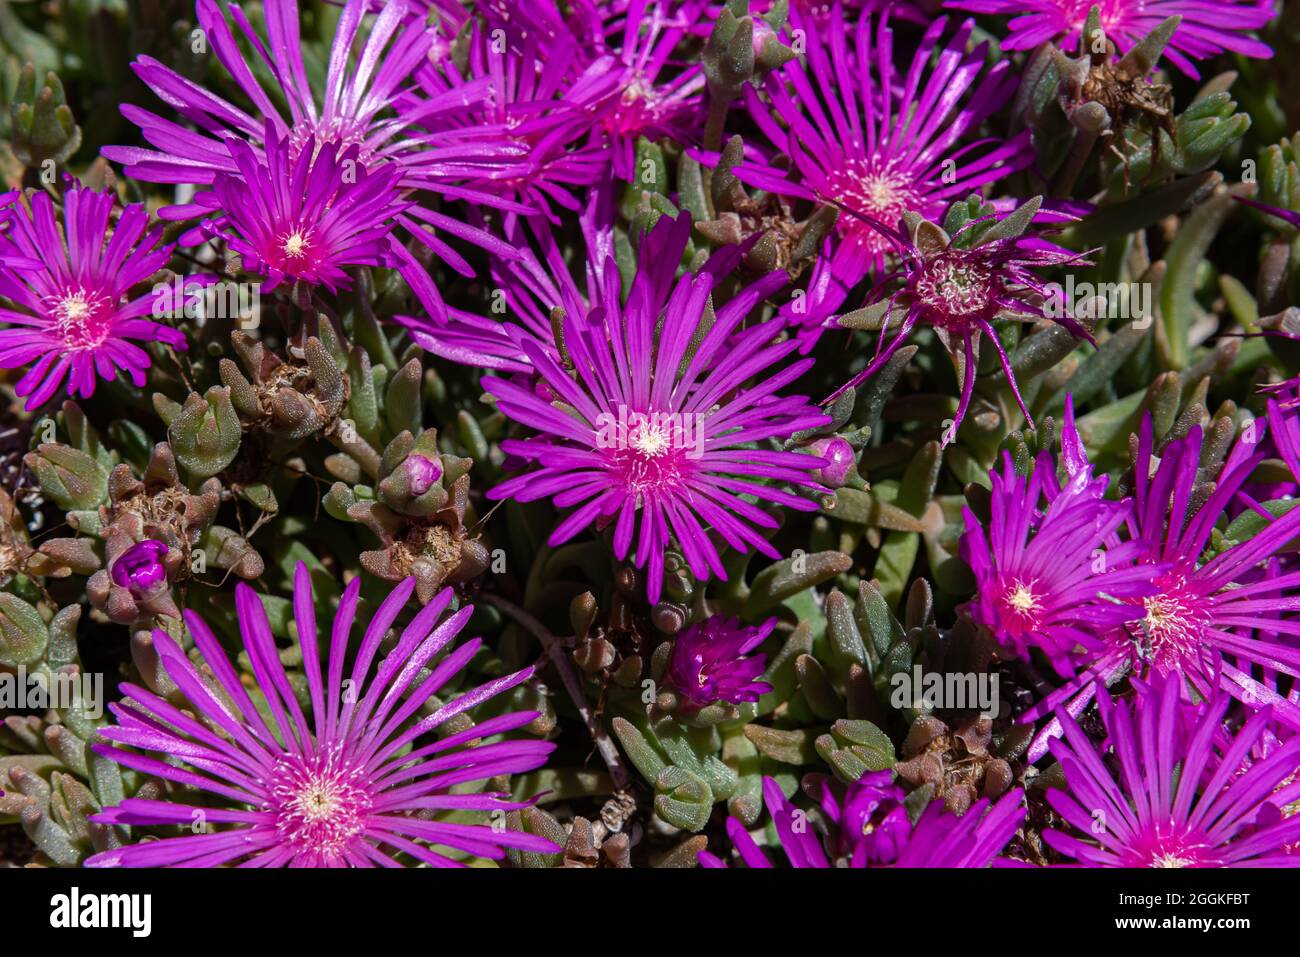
xmin=482 ymin=592 xmax=632 ymax=792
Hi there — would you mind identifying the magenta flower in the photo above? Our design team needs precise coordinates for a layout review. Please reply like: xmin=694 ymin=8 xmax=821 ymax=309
xmin=827 ymin=200 xmax=1089 ymax=433
xmin=735 ymin=7 xmax=1033 ymax=324
xmin=0 ymin=186 xmax=187 ymax=411
xmin=86 ymin=564 xmax=557 ymax=867
xmin=945 ymin=0 xmax=1277 ymax=78
xmin=109 ymin=540 xmax=170 ymax=597
xmin=1044 ymin=673 xmax=1300 ymax=866
xmin=1023 ymin=411 xmax=1300 ymax=758
xmin=699 ymin=774 xmax=1025 ymax=868
xmin=105 ymin=0 xmax=520 ymax=311
xmin=1116 ymin=419 xmax=1300 ymax=707
xmin=807 ymin=771 xmax=914 ymax=865
xmin=483 ymin=213 xmax=831 ymax=603
xmin=177 ymin=128 xmax=421 ymax=298
xmin=667 ymin=616 xmax=775 ymax=707
xmin=960 ymin=400 xmax=1157 ymax=676
xmin=105 ymin=0 xmax=487 ymax=187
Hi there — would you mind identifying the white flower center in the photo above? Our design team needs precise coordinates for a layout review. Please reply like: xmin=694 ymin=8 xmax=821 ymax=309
xmin=58 ymin=293 xmax=92 ymax=321
xmin=50 ymin=287 xmax=112 ymax=349
xmin=282 ymin=232 xmax=309 ymax=258
xmin=1133 ymin=584 xmax=1205 ymax=670
xmin=629 ymin=422 xmax=672 ymax=457
xmin=1007 ymin=581 xmax=1040 ymax=614
xmin=271 ymin=751 xmax=372 ymax=857
xmin=292 ymin=780 xmax=346 ymax=822
xmin=915 ymin=256 xmax=995 ymax=320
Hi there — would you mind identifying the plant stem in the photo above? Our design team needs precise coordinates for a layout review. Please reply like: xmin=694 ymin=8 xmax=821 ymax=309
xmin=482 ymin=592 xmax=633 ymax=792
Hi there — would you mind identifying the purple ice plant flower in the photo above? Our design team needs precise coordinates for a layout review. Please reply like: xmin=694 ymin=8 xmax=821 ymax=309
xmin=105 ymin=0 xmax=502 ymax=189
xmin=105 ymin=0 xmax=522 ymax=311
xmin=944 ymin=0 xmax=1277 ymax=78
xmin=667 ymin=616 xmax=776 ymax=707
xmin=734 ymin=6 xmax=1034 ymax=325
xmin=959 ymin=414 xmax=1158 ymax=677
xmin=174 ymin=128 xmax=430 ymax=299
xmin=483 ymin=212 xmax=832 ymax=604
xmin=1022 ymin=410 xmax=1300 ymax=758
xmin=822 ymin=772 xmax=914 ymax=864
xmin=1044 ymin=672 xmax=1300 ymax=866
xmin=109 ymin=540 xmax=170 ymax=597
xmin=86 ymin=564 xmax=557 ymax=867
xmin=0 ymin=186 xmax=188 ymax=411
xmin=699 ymin=774 xmax=1026 ymax=867
xmin=1115 ymin=417 xmax=1300 ymax=714
xmin=827 ymin=199 xmax=1090 ymax=434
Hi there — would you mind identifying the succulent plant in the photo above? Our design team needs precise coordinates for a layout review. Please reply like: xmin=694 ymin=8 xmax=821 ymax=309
xmin=31 ymin=416 xmax=262 ymax=624
xmin=7 ymin=65 xmax=81 ymax=169
xmin=324 ymin=428 xmax=490 ymax=603
xmin=0 ymin=602 xmax=135 ymax=866
xmin=0 ymin=0 xmax=1295 ymax=879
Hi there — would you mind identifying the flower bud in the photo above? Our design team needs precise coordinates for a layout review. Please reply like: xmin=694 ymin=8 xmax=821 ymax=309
xmin=808 ymin=436 xmax=856 ymax=488
xmin=405 ymin=454 xmax=443 ymax=496
xmin=109 ymin=539 xmax=170 ymax=596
